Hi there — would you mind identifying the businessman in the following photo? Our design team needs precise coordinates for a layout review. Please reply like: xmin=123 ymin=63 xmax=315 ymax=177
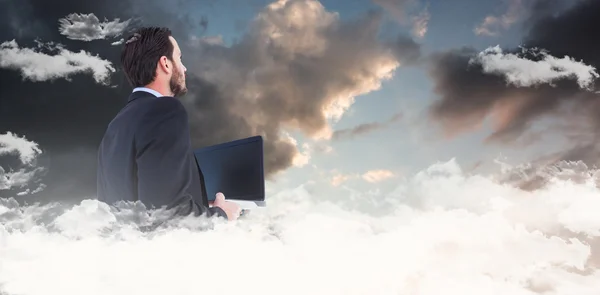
xmin=96 ymin=27 xmax=241 ymax=221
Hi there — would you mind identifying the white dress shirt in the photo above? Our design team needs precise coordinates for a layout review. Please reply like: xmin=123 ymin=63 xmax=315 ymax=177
xmin=133 ymin=87 xmax=164 ymax=97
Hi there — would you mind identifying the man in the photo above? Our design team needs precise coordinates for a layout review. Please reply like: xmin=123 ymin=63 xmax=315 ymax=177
xmin=97 ymin=27 xmax=241 ymax=221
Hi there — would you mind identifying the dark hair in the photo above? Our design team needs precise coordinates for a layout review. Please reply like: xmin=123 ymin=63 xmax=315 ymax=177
xmin=120 ymin=27 xmax=174 ymax=87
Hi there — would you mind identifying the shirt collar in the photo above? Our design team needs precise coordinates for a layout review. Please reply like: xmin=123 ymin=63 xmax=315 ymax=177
xmin=133 ymin=87 xmax=164 ymax=97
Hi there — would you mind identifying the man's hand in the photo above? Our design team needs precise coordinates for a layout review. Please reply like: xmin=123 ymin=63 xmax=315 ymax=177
xmin=211 ymin=192 xmax=241 ymax=221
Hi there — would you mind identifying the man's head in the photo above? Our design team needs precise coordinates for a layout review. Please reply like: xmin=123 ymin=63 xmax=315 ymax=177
xmin=121 ymin=27 xmax=188 ymax=97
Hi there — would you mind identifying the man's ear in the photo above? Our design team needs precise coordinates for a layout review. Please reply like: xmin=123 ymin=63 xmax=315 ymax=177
xmin=157 ymin=56 xmax=171 ymax=74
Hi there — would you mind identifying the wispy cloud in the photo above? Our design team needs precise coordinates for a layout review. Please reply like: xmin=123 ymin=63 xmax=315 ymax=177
xmin=331 ymin=173 xmax=357 ymax=187
xmin=15 ymin=184 xmax=46 ymax=196
xmin=329 ymin=169 xmax=397 ymax=186
xmin=58 ymin=13 xmax=131 ymax=41
xmin=411 ymin=6 xmax=430 ymax=39
xmin=372 ymin=0 xmax=430 ymax=38
xmin=332 ymin=113 xmax=402 ymax=140
xmin=474 ymin=0 xmax=524 ymax=36
xmin=0 ymin=39 xmax=115 ymax=85
xmin=281 ymin=132 xmax=312 ymax=168
xmin=371 ymin=0 xmax=414 ymax=22
xmin=362 ymin=169 xmax=395 ymax=183
xmin=111 ymin=38 xmax=124 ymax=46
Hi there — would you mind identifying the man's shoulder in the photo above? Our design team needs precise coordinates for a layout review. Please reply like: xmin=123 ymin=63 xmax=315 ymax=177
xmin=122 ymin=95 xmax=187 ymax=125
xmin=107 ymin=95 xmax=186 ymax=132
xmin=133 ymin=97 xmax=189 ymax=137
xmin=141 ymin=96 xmax=187 ymax=115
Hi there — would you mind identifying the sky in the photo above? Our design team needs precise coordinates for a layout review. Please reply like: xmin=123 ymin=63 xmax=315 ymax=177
xmin=1 ymin=0 xmax=599 ymax=205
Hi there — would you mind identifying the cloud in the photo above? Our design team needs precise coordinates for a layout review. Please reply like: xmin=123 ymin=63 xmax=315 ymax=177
xmin=58 ymin=13 xmax=132 ymax=41
xmin=371 ymin=0 xmax=414 ymax=22
xmin=111 ymin=38 xmax=124 ymax=46
xmin=474 ymin=0 xmax=525 ymax=36
xmin=332 ymin=113 xmax=402 ymax=140
xmin=331 ymin=173 xmax=356 ymax=187
xmin=0 ymin=39 xmax=115 ymax=85
xmin=411 ymin=5 xmax=430 ymax=39
xmin=280 ymin=132 xmax=311 ymax=168
xmin=362 ymin=169 xmax=396 ymax=183
xmin=182 ymin=0 xmax=419 ymax=176
xmin=3 ymin=159 xmax=600 ymax=294
xmin=427 ymin=0 xmax=600 ymax=167
xmin=0 ymin=132 xmax=46 ymax=193
xmin=469 ymin=45 xmax=599 ymax=91
xmin=427 ymin=46 xmax=597 ymax=144
xmin=372 ymin=0 xmax=430 ymax=38
xmin=15 ymin=184 xmax=46 ymax=196
xmin=0 ymin=167 xmax=44 ymax=191
xmin=312 ymin=142 xmax=334 ymax=154
xmin=0 ymin=132 xmax=42 ymax=165
xmin=329 ymin=169 xmax=396 ymax=186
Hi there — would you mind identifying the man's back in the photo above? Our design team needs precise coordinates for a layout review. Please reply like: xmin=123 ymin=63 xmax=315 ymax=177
xmin=97 ymin=26 xmax=236 ymax=220
xmin=96 ymin=90 xmax=215 ymax=215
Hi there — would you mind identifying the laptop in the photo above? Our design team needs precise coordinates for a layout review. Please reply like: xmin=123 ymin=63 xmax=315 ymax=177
xmin=193 ymin=135 xmax=266 ymax=210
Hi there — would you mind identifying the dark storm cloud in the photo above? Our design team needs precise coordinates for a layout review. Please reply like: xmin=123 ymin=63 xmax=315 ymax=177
xmin=0 ymin=0 xmax=420 ymax=202
xmin=427 ymin=47 xmax=590 ymax=142
xmin=179 ymin=0 xmax=420 ymax=176
xmin=426 ymin=0 xmax=600 ymax=167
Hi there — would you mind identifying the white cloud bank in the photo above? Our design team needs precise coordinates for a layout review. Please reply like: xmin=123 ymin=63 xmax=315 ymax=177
xmin=1 ymin=159 xmax=600 ymax=294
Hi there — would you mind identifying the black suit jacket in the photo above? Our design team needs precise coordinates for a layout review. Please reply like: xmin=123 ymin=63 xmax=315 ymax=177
xmin=96 ymin=90 xmax=227 ymax=219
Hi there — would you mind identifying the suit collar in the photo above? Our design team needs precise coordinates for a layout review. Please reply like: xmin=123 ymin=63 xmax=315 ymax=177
xmin=127 ymin=89 xmax=158 ymax=103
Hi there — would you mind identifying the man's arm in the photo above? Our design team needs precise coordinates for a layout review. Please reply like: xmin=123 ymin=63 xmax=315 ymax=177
xmin=134 ymin=97 xmax=227 ymax=219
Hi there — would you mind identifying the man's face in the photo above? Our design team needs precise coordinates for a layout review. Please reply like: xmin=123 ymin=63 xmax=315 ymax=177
xmin=168 ymin=36 xmax=187 ymax=97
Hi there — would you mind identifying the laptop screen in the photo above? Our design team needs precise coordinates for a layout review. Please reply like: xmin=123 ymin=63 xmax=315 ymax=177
xmin=193 ymin=136 xmax=265 ymax=203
